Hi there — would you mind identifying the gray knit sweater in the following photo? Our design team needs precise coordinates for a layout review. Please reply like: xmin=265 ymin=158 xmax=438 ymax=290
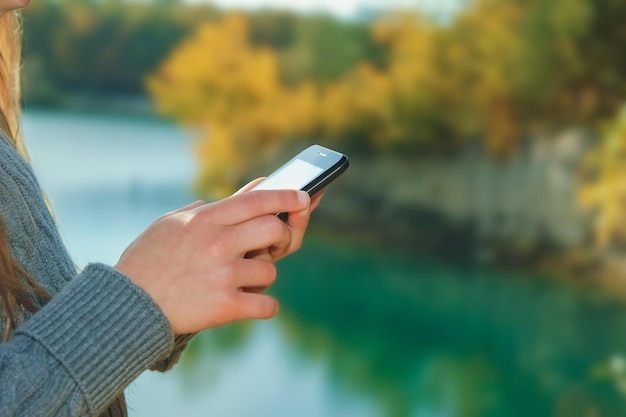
xmin=0 ymin=136 xmax=191 ymax=416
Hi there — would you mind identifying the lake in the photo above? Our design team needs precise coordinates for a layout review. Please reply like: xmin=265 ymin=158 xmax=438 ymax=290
xmin=21 ymin=110 xmax=626 ymax=417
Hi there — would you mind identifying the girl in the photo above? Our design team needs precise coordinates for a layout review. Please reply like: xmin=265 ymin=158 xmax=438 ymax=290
xmin=0 ymin=5 xmax=318 ymax=416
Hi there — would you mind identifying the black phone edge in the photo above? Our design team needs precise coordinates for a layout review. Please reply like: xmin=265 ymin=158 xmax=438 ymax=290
xmin=302 ymin=155 xmax=349 ymax=197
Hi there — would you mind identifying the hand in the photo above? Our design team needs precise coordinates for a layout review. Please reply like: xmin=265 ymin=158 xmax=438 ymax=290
xmin=115 ymin=189 xmax=310 ymax=335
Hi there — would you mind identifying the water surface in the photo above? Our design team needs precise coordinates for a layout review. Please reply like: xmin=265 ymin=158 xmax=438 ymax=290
xmin=21 ymin=110 xmax=626 ymax=417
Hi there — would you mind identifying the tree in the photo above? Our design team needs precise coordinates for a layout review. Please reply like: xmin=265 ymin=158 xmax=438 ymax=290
xmin=148 ymin=1 xmax=626 ymax=204
xmin=147 ymin=14 xmax=318 ymax=196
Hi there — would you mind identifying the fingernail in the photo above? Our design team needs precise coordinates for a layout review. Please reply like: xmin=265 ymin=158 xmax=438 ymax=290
xmin=297 ymin=190 xmax=310 ymax=205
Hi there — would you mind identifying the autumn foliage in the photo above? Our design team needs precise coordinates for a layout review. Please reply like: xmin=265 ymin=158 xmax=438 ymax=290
xmin=147 ymin=0 xmax=626 ymax=246
xmin=147 ymin=15 xmax=318 ymax=195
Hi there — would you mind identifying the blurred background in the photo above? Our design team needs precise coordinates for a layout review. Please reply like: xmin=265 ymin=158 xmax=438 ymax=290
xmin=18 ymin=0 xmax=626 ymax=415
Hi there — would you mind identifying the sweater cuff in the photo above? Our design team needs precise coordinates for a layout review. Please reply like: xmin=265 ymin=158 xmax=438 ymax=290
xmin=15 ymin=263 xmax=174 ymax=415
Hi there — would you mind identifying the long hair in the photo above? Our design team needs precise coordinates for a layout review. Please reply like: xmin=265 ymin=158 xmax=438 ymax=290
xmin=0 ymin=12 xmax=50 ymax=342
xmin=0 ymin=12 xmax=25 ymax=154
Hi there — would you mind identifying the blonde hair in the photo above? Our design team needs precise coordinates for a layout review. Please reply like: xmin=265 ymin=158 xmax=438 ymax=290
xmin=0 ymin=12 xmax=26 ymax=155
xmin=0 ymin=11 xmax=49 ymax=341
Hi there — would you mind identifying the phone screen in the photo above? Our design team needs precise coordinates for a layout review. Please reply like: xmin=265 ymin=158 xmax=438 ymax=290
xmin=253 ymin=158 xmax=324 ymax=191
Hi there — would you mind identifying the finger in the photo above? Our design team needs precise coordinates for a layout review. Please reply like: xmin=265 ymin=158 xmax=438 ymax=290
xmin=271 ymin=193 xmax=321 ymax=259
xmin=270 ymin=208 xmax=309 ymax=260
xmin=287 ymin=191 xmax=319 ymax=234
xmin=230 ymin=214 xmax=292 ymax=256
xmin=272 ymin=189 xmax=323 ymax=235
xmin=288 ymin=189 xmax=325 ymax=226
xmin=236 ymin=292 xmax=279 ymax=320
xmin=204 ymin=189 xmax=310 ymax=226
xmin=309 ymin=190 xmax=325 ymax=213
xmin=234 ymin=177 xmax=266 ymax=195
xmin=234 ymin=258 xmax=277 ymax=289
xmin=282 ymin=190 xmax=324 ymax=225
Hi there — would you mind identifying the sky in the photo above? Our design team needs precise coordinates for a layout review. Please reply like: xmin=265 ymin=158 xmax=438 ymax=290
xmin=208 ymin=0 xmax=464 ymax=19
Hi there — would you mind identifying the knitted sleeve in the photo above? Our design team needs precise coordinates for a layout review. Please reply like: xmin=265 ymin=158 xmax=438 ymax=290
xmin=150 ymin=333 xmax=194 ymax=372
xmin=0 ymin=263 xmax=174 ymax=417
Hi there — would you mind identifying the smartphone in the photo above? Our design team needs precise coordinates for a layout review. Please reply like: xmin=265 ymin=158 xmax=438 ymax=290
xmin=253 ymin=144 xmax=348 ymax=195
xmin=252 ymin=144 xmax=349 ymax=219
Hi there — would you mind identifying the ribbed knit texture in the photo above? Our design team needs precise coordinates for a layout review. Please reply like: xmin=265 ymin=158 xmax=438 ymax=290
xmin=16 ymin=264 xmax=174 ymax=415
xmin=0 ymin=136 xmax=187 ymax=416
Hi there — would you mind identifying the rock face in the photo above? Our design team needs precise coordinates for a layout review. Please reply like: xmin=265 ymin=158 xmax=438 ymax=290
xmin=315 ymin=131 xmax=593 ymax=263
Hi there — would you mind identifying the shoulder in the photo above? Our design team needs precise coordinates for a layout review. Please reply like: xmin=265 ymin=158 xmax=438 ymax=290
xmin=0 ymin=135 xmax=40 ymax=200
xmin=0 ymin=135 xmax=45 ymax=237
xmin=0 ymin=135 xmax=76 ymax=295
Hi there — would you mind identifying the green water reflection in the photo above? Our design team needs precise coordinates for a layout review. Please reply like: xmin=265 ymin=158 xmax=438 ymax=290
xmin=186 ymin=236 xmax=626 ymax=417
